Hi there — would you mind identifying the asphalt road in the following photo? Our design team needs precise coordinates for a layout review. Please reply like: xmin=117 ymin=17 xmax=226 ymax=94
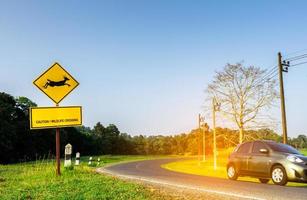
xmin=98 ymin=158 xmax=307 ymax=200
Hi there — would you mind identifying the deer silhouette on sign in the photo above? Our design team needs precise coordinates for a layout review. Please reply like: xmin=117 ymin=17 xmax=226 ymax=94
xmin=43 ymin=76 xmax=71 ymax=89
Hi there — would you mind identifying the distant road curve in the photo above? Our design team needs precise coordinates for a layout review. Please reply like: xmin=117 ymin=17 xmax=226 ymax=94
xmin=97 ymin=158 xmax=307 ymax=200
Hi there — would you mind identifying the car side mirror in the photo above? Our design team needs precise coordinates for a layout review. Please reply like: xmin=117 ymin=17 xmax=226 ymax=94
xmin=259 ymin=148 xmax=268 ymax=154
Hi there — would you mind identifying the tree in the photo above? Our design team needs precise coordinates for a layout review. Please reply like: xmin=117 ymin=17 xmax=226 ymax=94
xmin=207 ymin=63 xmax=278 ymax=143
xmin=0 ymin=92 xmax=19 ymax=162
xmin=16 ymin=96 xmax=37 ymax=111
xmin=290 ymin=135 xmax=307 ymax=149
xmin=133 ymin=135 xmax=147 ymax=154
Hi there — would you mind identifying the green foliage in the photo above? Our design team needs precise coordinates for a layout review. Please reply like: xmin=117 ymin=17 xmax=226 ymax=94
xmin=0 ymin=92 xmax=18 ymax=163
xmin=289 ymin=135 xmax=307 ymax=149
xmin=0 ymin=91 xmax=306 ymax=164
xmin=299 ymin=149 xmax=307 ymax=155
xmin=16 ymin=96 xmax=37 ymax=111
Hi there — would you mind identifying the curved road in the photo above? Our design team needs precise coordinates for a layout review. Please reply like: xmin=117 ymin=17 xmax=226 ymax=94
xmin=97 ymin=158 xmax=307 ymax=200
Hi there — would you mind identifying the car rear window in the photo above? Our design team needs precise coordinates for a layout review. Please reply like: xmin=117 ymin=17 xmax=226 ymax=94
xmin=266 ymin=142 xmax=301 ymax=154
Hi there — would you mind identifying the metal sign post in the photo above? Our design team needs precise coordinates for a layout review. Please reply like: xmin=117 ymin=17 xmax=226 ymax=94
xmin=56 ymin=103 xmax=60 ymax=176
xmin=56 ymin=127 xmax=60 ymax=175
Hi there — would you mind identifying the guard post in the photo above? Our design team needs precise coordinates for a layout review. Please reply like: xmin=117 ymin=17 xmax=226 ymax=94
xmin=75 ymin=152 xmax=80 ymax=165
xmin=88 ymin=157 xmax=93 ymax=166
xmin=64 ymin=144 xmax=72 ymax=168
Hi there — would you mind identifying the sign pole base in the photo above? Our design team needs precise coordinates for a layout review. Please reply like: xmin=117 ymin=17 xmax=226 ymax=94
xmin=56 ymin=128 xmax=61 ymax=176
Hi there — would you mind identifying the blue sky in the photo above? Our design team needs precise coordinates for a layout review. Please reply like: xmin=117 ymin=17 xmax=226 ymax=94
xmin=1 ymin=0 xmax=307 ymax=136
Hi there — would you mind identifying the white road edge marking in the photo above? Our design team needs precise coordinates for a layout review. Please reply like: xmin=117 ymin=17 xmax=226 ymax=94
xmin=97 ymin=168 xmax=266 ymax=200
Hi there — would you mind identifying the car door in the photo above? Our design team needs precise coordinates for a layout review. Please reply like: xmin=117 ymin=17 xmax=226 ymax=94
xmin=248 ymin=141 xmax=271 ymax=176
xmin=235 ymin=142 xmax=252 ymax=173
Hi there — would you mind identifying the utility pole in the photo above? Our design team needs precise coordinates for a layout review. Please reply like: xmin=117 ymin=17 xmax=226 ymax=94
xmin=198 ymin=114 xmax=202 ymax=165
xmin=198 ymin=114 xmax=206 ymax=161
xmin=202 ymin=122 xmax=206 ymax=162
xmin=278 ymin=52 xmax=289 ymax=144
xmin=212 ymin=98 xmax=220 ymax=170
xmin=202 ymin=122 xmax=209 ymax=162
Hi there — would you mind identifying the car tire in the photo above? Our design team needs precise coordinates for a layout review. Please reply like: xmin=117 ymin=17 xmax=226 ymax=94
xmin=227 ymin=164 xmax=238 ymax=180
xmin=271 ymin=165 xmax=287 ymax=186
xmin=259 ymin=178 xmax=270 ymax=184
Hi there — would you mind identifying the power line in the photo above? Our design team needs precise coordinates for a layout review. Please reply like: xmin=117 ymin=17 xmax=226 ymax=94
xmin=290 ymin=61 xmax=307 ymax=67
xmin=284 ymin=54 xmax=307 ymax=62
xmin=283 ymin=52 xmax=307 ymax=68
xmin=284 ymin=48 xmax=307 ymax=59
xmin=246 ymin=70 xmax=278 ymax=99
xmin=245 ymin=66 xmax=278 ymax=94
xmin=252 ymin=67 xmax=278 ymax=87
xmin=261 ymin=66 xmax=277 ymax=79
xmin=279 ymin=50 xmax=307 ymax=143
xmin=256 ymin=69 xmax=278 ymax=85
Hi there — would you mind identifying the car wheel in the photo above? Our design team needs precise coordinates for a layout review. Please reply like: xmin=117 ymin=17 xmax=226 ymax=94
xmin=259 ymin=178 xmax=270 ymax=184
xmin=227 ymin=164 xmax=238 ymax=180
xmin=271 ymin=165 xmax=287 ymax=186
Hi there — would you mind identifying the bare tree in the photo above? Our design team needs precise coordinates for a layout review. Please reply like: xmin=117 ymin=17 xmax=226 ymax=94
xmin=207 ymin=63 xmax=278 ymax=143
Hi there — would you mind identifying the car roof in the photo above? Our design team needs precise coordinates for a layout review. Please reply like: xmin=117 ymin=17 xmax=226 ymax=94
xmin=242 ymin=140 xmax=276 ymax=144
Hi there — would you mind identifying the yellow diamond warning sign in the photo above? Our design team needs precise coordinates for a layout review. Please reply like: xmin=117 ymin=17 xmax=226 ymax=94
xmin=33 ymin=63 xmax=79 ymax=104
xmin=30 ymin=106 xmax=82 ymax=129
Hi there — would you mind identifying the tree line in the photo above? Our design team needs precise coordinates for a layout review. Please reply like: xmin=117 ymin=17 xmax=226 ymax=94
xmin=0 ymin=92 xmax=306 ymax=164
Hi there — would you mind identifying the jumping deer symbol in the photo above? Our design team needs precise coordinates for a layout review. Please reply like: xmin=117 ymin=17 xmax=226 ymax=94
xmin=43 ymin=76 xmax=71 ymax=89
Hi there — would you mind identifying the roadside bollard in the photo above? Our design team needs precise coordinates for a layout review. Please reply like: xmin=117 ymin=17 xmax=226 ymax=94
xmin=88 ymin=157 xmax=93 ymax=166
xmin=75 ymin=152 xmax=80 ymax=166
xmin=64 ymin=144 xmax=72 ymax=168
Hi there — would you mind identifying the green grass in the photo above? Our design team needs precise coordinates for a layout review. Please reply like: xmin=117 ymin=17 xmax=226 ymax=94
xmin=0 ymin=155 xmax=173 ymax=200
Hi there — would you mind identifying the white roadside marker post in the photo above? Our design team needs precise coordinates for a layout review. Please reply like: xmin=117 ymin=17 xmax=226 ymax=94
xmin=64 ymin=144 xmax=72 ymax=168
xmin=75 ymin=152 xmax=80 ymax=166
xmin=88 ymin=157 xmax=93 ymax=166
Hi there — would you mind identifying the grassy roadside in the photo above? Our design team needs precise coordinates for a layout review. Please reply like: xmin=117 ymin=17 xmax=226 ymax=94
xmin=0 ymin=155 xmax=176 ymax=200
xmin=161 ymin=150 xmax=307 ymax=187
xmin=299 ymin=149 xmax=307 ymax=156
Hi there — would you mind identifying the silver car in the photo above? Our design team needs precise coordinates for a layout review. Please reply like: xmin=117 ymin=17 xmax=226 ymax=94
xmin=227 ymin=140 xmax=307 ymax=185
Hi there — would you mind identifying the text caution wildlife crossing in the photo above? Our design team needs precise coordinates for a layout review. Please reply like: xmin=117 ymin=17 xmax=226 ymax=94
xmin=33 ymin=62 xmax=79 ymax=104
xmin=30 ymin=106 xmax=82 ymax=129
